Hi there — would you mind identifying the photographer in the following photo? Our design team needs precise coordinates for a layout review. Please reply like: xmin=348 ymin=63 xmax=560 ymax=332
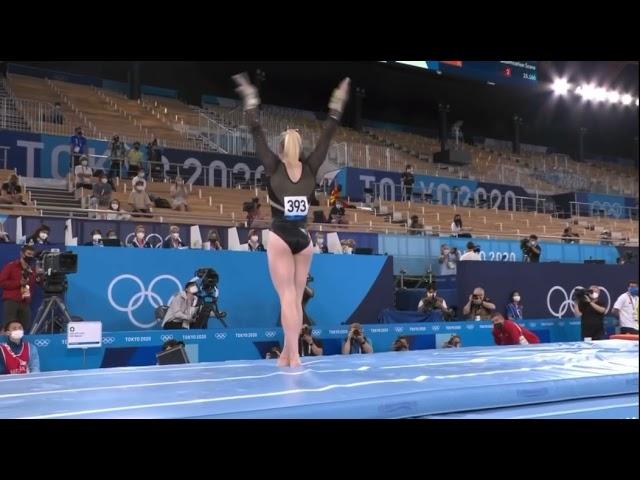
xmin=328 ymin=201 xmax=348 ymax=225
xmin=575 ymin=285 xmax=607 ymax=340
xmin=521 ymin=234 xmax=541 ymax=263
xmin=342 ymin=323 xmax=373 ymax=355
xmin=459 ymin=241 xmax=481 ymax=261
xmin=462 ymin=287 xmax=495 ymax=320
xmin=108 ymin=135 xmax=126 ymax=179
xmin=161 ymin=281 xmax=200 ymax=330
xmin=0 ymin=246 xmax=42 ymax=330
xmin=438 ymin=244 xmax=459 ymax=275
xmin=298 ymin=325 xmax=323 ymax=357
xmin=417 ymin=285 xmax=453 ymax=321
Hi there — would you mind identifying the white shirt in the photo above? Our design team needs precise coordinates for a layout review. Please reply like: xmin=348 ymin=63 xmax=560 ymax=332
xmin=74 ymin=165 xmax=92 ymax=181
xmin=613 ymin=292 xmax=639 ymax=329
xmin=131 ymin=176 xmax=147 ymax=191
xmin=459 ymin=251 xmax=481 ymax=261
xmin=451 ymin=222 xmax=462 ymax=233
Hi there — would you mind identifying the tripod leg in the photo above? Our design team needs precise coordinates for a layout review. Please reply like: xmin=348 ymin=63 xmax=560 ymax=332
xmin=30 ymin=298 xmax=55 ymax=335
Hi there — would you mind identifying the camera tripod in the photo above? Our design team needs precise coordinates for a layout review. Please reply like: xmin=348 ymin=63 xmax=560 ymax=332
xmin=30 ymin=293 xmax=73 ymax=334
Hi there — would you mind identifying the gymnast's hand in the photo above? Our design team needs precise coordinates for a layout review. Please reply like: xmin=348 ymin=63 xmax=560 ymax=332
xmin=232 ymin=72 xmax=261 ymax=111
xmin=328 ymin=77 xmax=350 ymax=115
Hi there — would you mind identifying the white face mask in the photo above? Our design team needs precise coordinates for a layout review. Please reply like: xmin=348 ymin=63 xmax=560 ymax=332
xmin=93 ymin=234 xmax=102 ymax=242
xmin=101 ymin=178 xmax=108 ymax=184
xmin=344 ymin=247 xmax=353 ymax=254
xmin=188 ymin=286 xmax=198 ymax=294
xmin=250 ymin=235 xmax=259 ymax=243
xmin=136 ymin=186 xmax=144 ymax=192
xmin=81 ymin=161 xmax=88 ymax=166
xmin=317 ymin=239 xmax=324 ymax=245
xmin=39 ymin=232 xmax=48 ymax=240
xmin=513 ymin=296 xmax=521 ymax=302
xmin=136 ymin=232 xmax=145 ymax=240
xmin=171 ymin=232 xmax=180 ymax=239
xmin=9 ymin=330 xmax=24 ymax=341
xmin=443 ymin=249 xmax=450 ymax=255
xmin=590 ymin=292 xmax=599 ymax=300
xmin=111 ymin=203 xmax=119 ymax=210
xmin=138 ymin=172 xmax=145 ymax=178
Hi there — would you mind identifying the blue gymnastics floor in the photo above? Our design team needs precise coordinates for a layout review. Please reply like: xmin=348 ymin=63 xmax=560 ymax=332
xmin=1 ymin=340 xmax=637 ymax=419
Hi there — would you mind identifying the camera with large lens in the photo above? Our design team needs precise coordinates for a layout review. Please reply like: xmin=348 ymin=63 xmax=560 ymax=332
xmin=193 ymin=267 xmax=226 ymax=326
xmin=352 ymin=328 xmax=362 ymax=338
xmin=572 ymin=287 xmax=593 ymax=302
xmin=195 ymin=268 xmax=218 ymax=291
xmin=520 ymin=238 xmax=531 ymax=252
xmin=38 ymin=250 xmax=78 ymax=294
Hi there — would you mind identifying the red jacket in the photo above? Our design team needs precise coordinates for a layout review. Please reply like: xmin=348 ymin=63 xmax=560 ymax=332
xmin=492 ymin=319 xmax=540 ymax=346
xmin=0 ymin=259 xmax=37 ymax=304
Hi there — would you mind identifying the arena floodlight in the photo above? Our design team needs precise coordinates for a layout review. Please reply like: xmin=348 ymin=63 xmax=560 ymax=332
xmin=551 ymin=78 xmax=571 ymax=95
xmin=606 ymin=91 xmax=620 ymax=104
xmin=621 ymin=94 xmax=633 ymax=105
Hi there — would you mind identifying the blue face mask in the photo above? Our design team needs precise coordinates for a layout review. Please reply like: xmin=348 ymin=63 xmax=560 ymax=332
xmin=629 ymin=287 xmax=639 ymax=296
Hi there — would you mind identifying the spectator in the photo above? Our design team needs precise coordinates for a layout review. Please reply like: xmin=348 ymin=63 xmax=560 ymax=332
xmin=401 ymin=164 xmax=415 ymax=201
xmin=611 ymin=281 xmax=638 ymax=335
xmin=459 ymin=241 xmax=481 ymax=261
xmin=130 ymin=169 xmax=147 ymax=192
xmin=128 ymin=180 xmax=153 ymax=217
xmin=126 ymin=142 xmax=144 ymax=178
xmin=147 ymin=139 xmax=164 ymax=180
xmin=0 ymin=320 xmax=40 ymax=374
xmin=245 ymin=197 xmax=262 ymax=228
xmin=575 ymin=285 xmax=607 ymax=340
xmin=462 ymin=287 xmax=495 ymax=320
xmin=491 ymin=313 xmax=540 ymax=346
xmin=163 ymin=225 xmax=185 ymax=249
xmin=0 ymin=245 xmax=41 ymax=331
xmin=74 ymin=155 xmax=93 ymax=192
xmin=328 ymin=201 xmax=348 ymax=225
xmin=505 ymin=290 xmax=524 ymax=322
xmin=169 ymin=177 xmax=189 ymax=212
xmin=247 ymin=229 xmax=266 ymax=252
xmin=161 ymin=281 xmax=200 ymax=330
xmin=84 ymin=229 xmax=104 ymax=247
xmin=49 ymin=102 xmax=64 ymax=125
xmin=108 ymin=135 xmax=126 ymax=180
xmin=521 ymin=234 xmax=541 ymax=263
xmin=451 ymin=214 xmax=463 ymax=235
xmin=438 ymin=244 xmax=459 ymax=275
xmin=90 ymin=172 xmax=113 ymax=210
xmin=341 ymin=323 xmax=373 ymax=354
xmin=105 ymin=229 xmax=124 ymax=247
xmin=562 ymin=226 xmax=580 ymax=244
xmin=391 ymin=336 xmax=409 ymax=352
xmin=26 ymin=225 xmax=51 ymax=246
xmin=341 ymin=239 xmax=355 ymax=254
xmin=599 ymin=229 xmax=613 ymax=246
xmin=105 ymin=199 xmax=130 ymax=221
xmin=265 ymin=346 xmax=282 ymax=359
xmin=129 ymin=225 xmax=151 ymax=248
xmin=314 ymin=233 xmax=328 ymax=253
xmin=298 ymin=325 xmax=323 ymax=357
xmin=443 ymin=334 xmax=461 ymax=348
xmin=408 ymin=215 xmax=424 ymax=235
xmin=1 ymin=174 xmax=25 ymax=204
xmin=206 ymin=229 xmax=223 ymax=250
xmin=417 ymin=285 xmax=452 ymax=320
xmin=70 ymin=126 xmax=87 ymax=167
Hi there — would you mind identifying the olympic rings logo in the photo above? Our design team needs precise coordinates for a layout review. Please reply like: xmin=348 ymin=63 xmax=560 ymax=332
xmin=108 ymin=274 xmax=183 ymax=328
xmin=214 ymin=332 xmax=227 ymax=340
xmin=33 ymin=339 xmax=50 ymax=348
xmin=160 ymin=335 xmax=174 ymax=342
xmin=102 ymin=336 xmax=116 ymax=344
xmin=264 ymin=331 xmax=276 ymax=338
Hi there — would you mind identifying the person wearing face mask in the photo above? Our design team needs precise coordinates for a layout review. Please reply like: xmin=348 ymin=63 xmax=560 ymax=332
xmin=341 ymin=239 xmax=355 ymax=255
xmin=521 ymin=234 xmax=541 ymax=263
xmin=91 ymin=173 xmax=113 ymax=210
xmin=163 ymin=225 xmax=185 ymax=249
xmin=418 ymin=285 xmax=452 ymax=321
xmin=108 ymin=135 xmax=126 ymax=179
xmin=161 ymin=281 xmax=200 ymax=329
xmin=105 ymin=199 xmax=130 ymax=221
xmin=438 ymin=244 xmax=459 ymax=275
xmin=169 ymin=177 xmax=189 ymax=212
xmin=127 ymin=142 xmax=144 ymax=178
xmin=84 ymin=229 xmax=104 ymax=247
xmin=247 ymin=229 xmax=266 ymax=252
xmin=314 ymin=233 xmax=328 ymax=254
xmin=129 ymin=225 xmax=151 ymax=248
xmin=462 ymin=287 xmax=496 ymax=320
xmin=491 ymin=313 xmax=540 ymax=346
xmin=0 ymin=320 xmax=40 ymax=374
xmin=575 ymin=285 xmax=608 ymax=340
xmin=74 ymin=155 xmax=94 ymax=192
xmin=328 ymin=201 xmax=348 ymax=224
xmin=451 ymin=214 xmax=463 ymax=236
xmin=130 ymin=169 xmax=148 ymax=192
xmin=505 ymin=290 xmax=524 ymax=322
xmin=612 ymin=281 xmax=639 ymax=335
xmin=128 ymin=180 xmax=153 ymax=217
xmin=0 ymin=246 xmax=41 ymax=331
xmin=70 ymin=126 xmax=87 ymax=168
xmin=105 ymin=229 xmax=123 ymax=247
xmin=26 ymin=225 xmax=51 ymax=246
xmin=206 ymin=229 xmax=223 ymax=250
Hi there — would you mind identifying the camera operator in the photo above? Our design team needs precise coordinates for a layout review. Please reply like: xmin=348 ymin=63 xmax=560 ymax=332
xmin=575 ymin=285 xmax=608 ymax=340
xmin=299 ymin=325 xmax=323 ymax=357
xmin=521 ymin=234 xmax=541 ymax=263
xmin=417 ymin=285 xmax=453 ymax=321
xmin=161 ymin=281 xmax=200 ymax=330
xmin=342 ymin=323 xmax=373 ymax=355
xmin=0 ymin=246 xmax=43 ymax=331
xmin=462 ymin=287 xmax=495 ymax=320
xmin=191 ymin=268 xmax=227 ymax=327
